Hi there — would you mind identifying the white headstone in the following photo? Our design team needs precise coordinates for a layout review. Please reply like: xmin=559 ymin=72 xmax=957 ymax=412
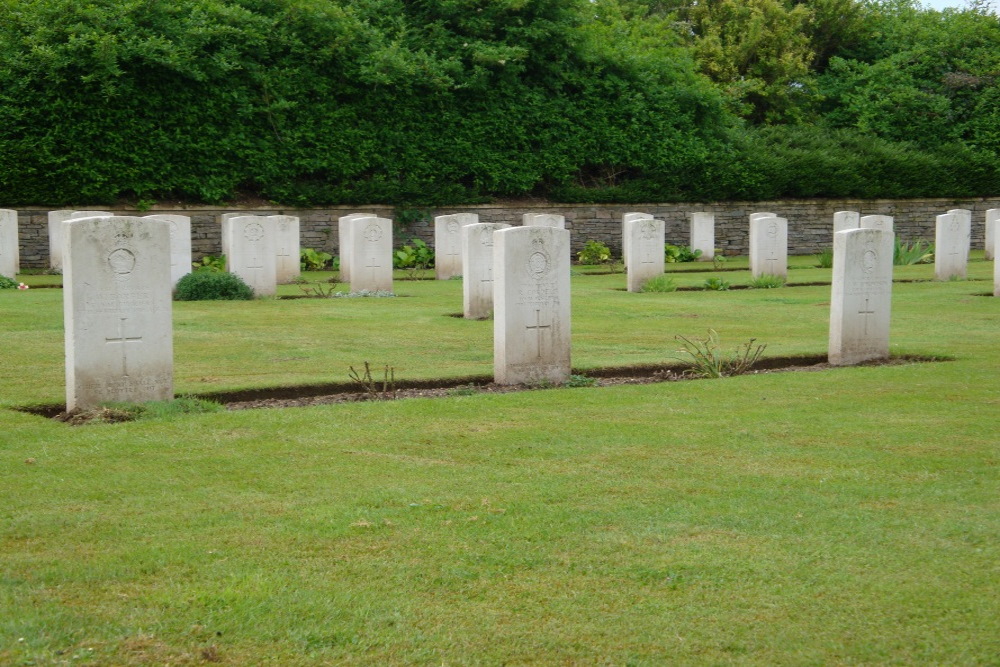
xmin=338 ymin=213 xmax=370 ymax=282
xmin=984 ymin=209 xmax=998 ymax=261
xmin=270 ymin=215 xmax=301 ymax=284
xmin=48 ymin=210 xmax=113 ymax=270
xmin=622 ymin=212 xmax=653 ymax=266
xmin=144 ymin=215 xmax=191 ymax=286
xmin=461 ymin=222 xmax=510 ymax=319
xmin=626 ymin=218 xmax=665 ymax=292
xmin=63 ymin=216 xmax=173 ymax=411
xmin=935 ymin=212 xmax=970 ymax=280
xmin=994 ymin=227 xmax=1000 ymax=297
xmin=349 ymin=216 xmax=393 ymax=293
xmin=0 ymin=209 xmax=18 ymax=278
xmin=829 ymin=228 xmax=894 ymax=366
xmin=228 ymin=215 xmax=277 ymax=295
xmin=219 ymin=212 xmax=241 ymax=261
xmin=833 ymin=211 xmax=860 ymax=234
xmin=494 ymin=226 xmax=571 ymax=385
xmin=749 ymin=215 xmax=788 ymax=279
xmin=435 ymin=213 xmax=478 ymax=280
xmin=860 ymin=215 xmax=893 ymax=233
xmin=522 ymin=213 xmax=565 ymax=229
xmin=749 ymin=212 xmax=776 ymax=223
xmin=690 ymin=212 xmax=715 ymax=261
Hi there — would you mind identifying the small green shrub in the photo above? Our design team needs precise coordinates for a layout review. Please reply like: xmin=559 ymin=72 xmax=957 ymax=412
xmin=174 ymin=271 xmax=255 ymax=301
xmin=565 ymin=374 xmax=597 ymax=387
xmin=0 ymin=275 xmax=18 ymax=289
xmin=640 ymin=275 xmax=678 ymax=293
xmin=300 ymin=247 xmax=333 ymax=270
xmin=703 ymin=277 xmax=731 ymax=291
xmin=894 ymin=239 xmax=934 ymax=265
xmin=577 ymin=240 xmax=613 ymax=265
xmin=712 ymin=254 xmax=727 ymax=270
xmin=665 ymin=244 xmax=703 ymax=263
xmin=394 ymin=239 xmax=435 ymax=270
xmin=815 ymin=248 xmax=834 ymax=268
xmin=673 ymin=329 xmax=767 ymax=379
xmin=747 ymin=274 xmax=786 ymax=289
xmin=192 ymin=255 xmax=227 ymax=273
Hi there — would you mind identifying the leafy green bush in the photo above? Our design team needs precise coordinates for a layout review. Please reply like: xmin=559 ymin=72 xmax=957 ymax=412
xmin=0 ymin=275 xmax=17 ymax=289
xmin=300 ymin=248 xmax=332 ymax=271
xmin=703 ymin=277 xmax=731 ymax=291
xmin=192 ymin=255 xmax=226 ymax=274
xmin=665 ymin=244 xmax=702 ymax=263
xmin=394 ymin=239 xmax=435 ymax=270
xmin=577 ymin=240 xmax=613 ymax=265
xmin=639 ymin=275 xmax=678 ymax=293
xmin=174 ymin=272 xmax=254 ymax=301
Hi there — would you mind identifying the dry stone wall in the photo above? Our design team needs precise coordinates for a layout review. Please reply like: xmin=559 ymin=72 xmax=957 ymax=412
xmin=9 ymin=197 xmax=1000 ymax=269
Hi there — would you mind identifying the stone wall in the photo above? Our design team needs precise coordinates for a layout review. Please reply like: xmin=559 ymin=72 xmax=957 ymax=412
xmin=11 ymin=197 xmax=999 ymax=269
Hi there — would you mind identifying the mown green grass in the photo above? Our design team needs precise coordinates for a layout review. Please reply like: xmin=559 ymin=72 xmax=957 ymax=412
xmin=1 ymin=256 xmax=998 ymax=664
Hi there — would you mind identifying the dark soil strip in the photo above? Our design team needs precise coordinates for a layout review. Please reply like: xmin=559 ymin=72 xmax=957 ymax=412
xmin=14 ymin=354 xmax=947 ymax=421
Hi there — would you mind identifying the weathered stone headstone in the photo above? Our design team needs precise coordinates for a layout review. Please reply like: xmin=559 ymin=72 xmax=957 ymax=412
xmin=0 ymin=209 xmax=18 ymax=278
xmin=833 ymin=211 xmax=860 ymax=234
xmin=749 ymin=212 xmax=776 ymax=223
xmin=935 ymin=212 xmax=970 ymax=280
xmin=626 ymin=218 xmax=665 ymax=292
xmin=829 ymin=228 xmax=894 ymax=366
xmin=49 ymin=210 xmax=113 ymax=270
xmin=860 ymin=215 xmax=893 ymax=233
xmin=622 ymin=212 xmax=653 ymax=267
xmin=749 ymin=215 xmax=788 ymax=279
xmin=984 ymin=209 xmax=998 ymax=261
xmin=435 ymin=213 xmax=478 ymax=280
xmin=270 ymin=215 xmax=301 ymax=284
xmin=690 ymin=212 xmax=715 ymax=261
xmin=522 ymin=213 xmax=565 ymax=229
xmin=227 ymin=215 xmax=277 ymax=295
xmin=349 ymin=216 xmax=393 ymax=293
xmin=494 ymin=226 xmax=571 ymax=385
xmin=461 ymin=222 xmax=510 ymax=319
xmin=144 ymin=215 xmax=191 ymax=286
xmin=63 ymin=216 xmax=173 ymax=411
xmin=338 ymin=213 xmax=370 ymax=282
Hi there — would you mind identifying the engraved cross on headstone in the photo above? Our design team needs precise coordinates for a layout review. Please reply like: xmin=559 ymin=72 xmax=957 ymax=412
xmin=640 ymin=239 xmax=655 ymax=264
xmin=105 ymin=316 xmax=143 ymax=377
xmin=525 ymin=309 xmax=551 ymax=359
xmin=765 ymin=250 xmax=779 ymax=273
xmin=248 ymin=242 xmax=264 ymax=276
xmin=858 ymin=297 xmax=876 ymax=336
xmin=366 ymin=255 xmax=380 ymax=280
xmin=480 ymin=262 xmax=493 ymax=284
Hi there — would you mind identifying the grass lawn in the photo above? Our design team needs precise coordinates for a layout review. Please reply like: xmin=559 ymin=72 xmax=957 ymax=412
xmin=1 ymin=255 xmax=998 ymax=664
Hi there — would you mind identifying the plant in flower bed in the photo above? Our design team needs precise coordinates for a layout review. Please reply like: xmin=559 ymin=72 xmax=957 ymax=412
xmin=192 ymin=254 xmax=227 ymax=273
xmin=815 ymin=247 xmax=834 ymax=268
xmin=703 ymin=276 xmax=731 ymax=291
xmin=0 ymin=274 xmax=18 ymax=289
xmin=394 ymin=239 xmax=435 ymax=278
xmin=300 ymin=247 xmax=333 ymax=270
xmin=639 ymin=275 xmax=678 ymax=293
xmin=665 ymin=244 xmax=702 ymax=263
xmin=747 ymin=274 xmax=786 ymax=289
xmin=174 ymin=271 xmax=254 ymax=300
xmin=895 ymin=239 xmax=934 ymax=265
xmin=577 ymin=240 xmax=613 ymax=265
xmin=673 ymin=329 xmax=767 ymax=378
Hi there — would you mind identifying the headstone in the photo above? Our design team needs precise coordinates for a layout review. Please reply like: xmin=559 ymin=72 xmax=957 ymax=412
xmin=349 ymin=216 xmax=393 ymax=293
xmin=63 ymin=216 xmax=173 ymax=411
xmin=994 ymin=228 xmax=1000 ymax=297
xmin=626 ymin=218 xmax=665 ymax=292
xmin=49 ymin=210 xmax=113 ymax=270
xmin=522 ymin=213 xmax=565 ymax=229
xmin=219 ymin=212 xmax=241 ymax=260
xmin=935 ymin=212 xmax=970 ymax=280
xmin=228 ymin=215 xmax=277 ymax=295
xmin=271 ymin=215 xmax=301 ymax=284
xmin=461 ymin=222 xmax=510 ymax=319
xmin=622 ymin=212 xmax=653 ymax=266
xmin=860 ymin=215 xmax=893 ymax=233
xmin=0 ymin=209 xmax=18 ymax=278
xmin=144 ymin=215 xmax=191 ymax=286
xmin=690 ymin=212 xmax=715 ymax=261
xmin=829 ymin=228 xmax=894 ymax=366
xmin=984 ymin=209 xmax=998 ymax=262
xmin=749 ymin=212 xmax=776 ymax=223
xmin=338 ymin=213 xmax=370 ymax=282
xmin=749 ymin=215 xmax=788 ymax=279
xmin=833 ymin=211 xmax=860 ymax=234
xmin=435 ymin=213 xmax=478 ymax=280
xmin=494 ymin=226 xmax=571 ymax=385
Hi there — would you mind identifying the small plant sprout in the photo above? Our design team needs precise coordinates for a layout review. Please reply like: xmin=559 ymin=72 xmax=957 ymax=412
xmin=747 ymin=274 xmax=786 ymax=289
xmin=640 ymin=275 xmax=678 ymax=293
xmin=702 ymin=277 xmax=731 ymax=291
xmin=673 ymin=329 xmax=767 ymax=378
xmin=348 ymin=362 xmax=397 ymax=400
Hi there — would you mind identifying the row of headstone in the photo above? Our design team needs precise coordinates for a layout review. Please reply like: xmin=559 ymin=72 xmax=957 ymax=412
xmin=621 ymin=212 xmax=715 ymax=268
xmin=1 ymin=209 xmax=18 ymax=278
xmin=749 ymin=212 xmax=788 ymax=279
xmin=935 ymin=209 xmax=972 ymax=281
xmin=336 ymin=213 xmax=394 ymax=292
xmin=221 ymin=214 xmax=301 ymax=293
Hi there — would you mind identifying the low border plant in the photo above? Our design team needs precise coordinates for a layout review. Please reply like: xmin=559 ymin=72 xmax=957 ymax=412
xmin=747 ymin=274 xmax=786 ymax=289
xmin=673 ymin=329 xmax=767 ymax=379
xmin=640 ymin=275 xmax=678 ymax=293
xmin=702 ymin=276 xmax=731 ymax=291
